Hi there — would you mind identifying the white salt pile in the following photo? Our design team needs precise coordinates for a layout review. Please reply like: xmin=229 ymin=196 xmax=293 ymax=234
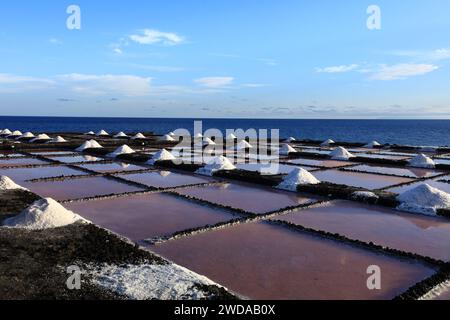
xmin=276 ymin=168 xmax=320 ymax=192
xmin=147 ymin=149 xmax=176 ymax=165
xmin=107 ymin=145 xmax=135 ymax=158
xmin=131 ymin=133 xmax=146 ymax=140
xmin=1 ymin=129 xmax=12 ymax=135
xmin=408 ymin=154 xmax=435 ymax=169
xmin=85 ymin=131 xmax=95 ymax=135
xmin=330 ymin=147 xmax=355 ymax=160
xmin=88 ymin=262 xmax=223 ymax=300
xmin=0 ymin=176 xmax=28 ymax=191
xmin=279 ymin=144 xmax=297 ymax=156
xmin=351 ymin=191 xmax=379 ymax=201
xmin=18 ymin=132 xmax=35 ymax=139
xmin=31 ymin=134 xmax=52 ymax=142
xmin=286 ymin=137 xmax=296 ymax=142
xmin=203 ymin=137 xmax=216 ymax=146
xmin=236 ymin=140 xmax=253 ymax=150
xmin=168 ymin=132 xmax=175 ymax=137
xmin=194 ymin=133 xmax=203 ymax=139
xmin=50 ymin=136 xmax=67 ymax=143
xmin=96 ymin=130 xmax=109 ymax=136
xmin=76 ymin=140 xmax=103 ymax=152
xmin=196 ymin=156 xmax=236 ymax=176
xmin=396 ymin=184 xmax=450 ymax=216
xmin=320 ymin=139 xmax=335 ymax=147
xmin=364 ymin=141 xmax=381 ymax=148
xmin=159 ymin=134 xmax=176 ymax=142
xmin=226 ymin=133 xmax=237 ymax=140
xmin=114 ymin=132 xmax=129 ymax=138
xmin=3 ymin=198 xmax=88 ymax=230
xmin=9 ymin=130 xmax=22 ymax=137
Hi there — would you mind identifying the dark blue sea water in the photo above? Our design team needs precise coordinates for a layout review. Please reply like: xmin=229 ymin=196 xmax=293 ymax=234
xmin=1 ymin=116 xmax=449 ymax=147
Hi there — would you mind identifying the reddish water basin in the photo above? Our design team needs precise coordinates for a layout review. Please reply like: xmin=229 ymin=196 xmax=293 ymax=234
xmin=435 ymin=158 xmax=450 ymax=166
xmin=275 ymin=200 xmax=450 ymax=261
xmin=286 ymin=158 xmax=354 ymax=168
xmin=356 ymin=153 xmax=411 ymax=161
xmin=152 ymin=221 xmax=435 ymax=300
xmin=387 ymin=177 xmax=450 ymax=194
xmin=236 ymin=163 xmax=316 ymax=175
xmin=342 ymin=164 xmax=442 ymax=178
xmin=313 ymin=170 xmax=413 ymax=190
xmin=26 ymin=176 xmax=144 ymax=201
xmin=116 ymin=171 xmax=215 ymax=188
xmin=78 ymin=162 xmax=148 ymax=173
xmin=29 ymin=151 xmax=77 ymax=156
xmin=175 ymin=182 xmax=321 ymax=214
xmin=65 ymin=194 xmax=238 ymax=242
xmin=0 ymin=157 xmax=49 ymax=168
xmin=0 ymin=166 xmax=88 ymax=186
xmin=47 ymin=155 xmax=103 ymax=164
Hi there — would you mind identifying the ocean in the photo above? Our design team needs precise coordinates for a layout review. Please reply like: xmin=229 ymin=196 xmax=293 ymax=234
xmin=1 ymin=116 xmax=449 ymax=147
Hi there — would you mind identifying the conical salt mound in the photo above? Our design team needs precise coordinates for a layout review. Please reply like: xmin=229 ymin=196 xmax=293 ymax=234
xmin=320 ymin=139 xmax=335 ymax=147
xmin=1 ymin=129 xmax=12 ymax=135
xmin=19 ymin=132 xmax=35 ymax=139
xmin=236 ymin=140 xmax=253 ymax=150
xmin=397 ymin=184 xmax=450 ymax=215
xmin=168 ymin=132 xmax=175 ymax=137
xmin=52 ymin=136 xmax=67 ymax=143
xmin=330 ymin=147 xmax=355 ymax=160
xmin=280 ymin=144 xmax=297 ymax=156
xmin=107 ymin=145 xmax=135 ymax=158
xmin=203 ymin=137 xmax=216 ymax=146
xmin=276 ymin=168 xmax=320 ymax=191
xmin=114 ymin=132 xmax=129 ymax=138
xmin=196 ymin=156 xmax=236 ymax=176
xmin=76 ymin=140 xmax=103 ymax=152
xmin=286 ymin=137 xmax=296 ymax=142
xmin=3 ymin=198 xmax=88 ymax=230
xmin=408 ymin=154 xmax=435 ymax=169
xmin=194 ymin=133 xmax=203 ymax=139
xmin=10 ymin=130 xmax=22 ymax=137
xmin=147 ymin=149 xmax=176 ymax=164
xmin=132 ymin=133 xmax=146 ymax=140
xmin=0 ymin=176 xmax=28 ymax=191
xmin=31 ymin=134 xmax=51 ymax=142
xmin=226 ymin=133 xmax=237 ymax=140
xmin=85 ymin=131 xmax=95 ymax=135
xmin=96 ymin=130 xmax=109 ymax=136
xmin=364 ymin=141 xmax=381 ymax=148
xmin=159 ymin=134 xmax=176 ymax=142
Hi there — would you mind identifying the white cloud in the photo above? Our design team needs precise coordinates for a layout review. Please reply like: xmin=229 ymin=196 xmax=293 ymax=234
xmin=316 ymin=64 xmax=359 ymax=73
xmin=242 ymin=83 xmax=268 ymax=88
xmin=49 ymin=38 xmax=62 ymax=45
xmin=113 ymin=48 xmax=123 ymax=55
xmin=370 ymin=64 xmax=438 ymax=80
xmin=0 ymin=74 xmax=55 ymax=92
xmin=129 ymin=29 xmax=184 ymax=45
xmin=194 ymin=77 xmax=234 ymax=88
xmin=391 ymin=48 xmax=450 ymax=61
xmin=58 ymin=74 xmax=152 ymax=96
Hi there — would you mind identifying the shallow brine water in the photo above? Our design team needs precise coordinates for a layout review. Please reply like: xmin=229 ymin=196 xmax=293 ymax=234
xmin=77 ymin=162 xmax=149 ymax=173
xmin=65 ymin=193 xmax=239 ymax=242
xmin=152 ymin=221 xmax=435 ymax=300
xmin=275 ymin=200 xmax=450 ymax=261
xmin=342 ymin=164 xmax=442 ymax=179
xmin=0 ymin=157 xmax=49 ymax=168
xmin=0 ymin=165 xmax=88 ymax=185
xmin=116 ymin=171 xmax=215 ymax=189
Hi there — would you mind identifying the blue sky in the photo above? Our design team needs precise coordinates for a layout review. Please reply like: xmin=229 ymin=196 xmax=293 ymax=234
xmin=0 ymin=0 xmax=450 ymax=118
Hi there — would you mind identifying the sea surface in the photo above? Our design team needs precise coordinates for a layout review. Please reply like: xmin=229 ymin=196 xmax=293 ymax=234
xmin=1 ymin=116 xmax=449 ymax=147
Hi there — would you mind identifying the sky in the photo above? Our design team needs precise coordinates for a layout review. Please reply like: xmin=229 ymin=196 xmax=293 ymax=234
xmin=0 ymin=0 xmax=450 ymax=119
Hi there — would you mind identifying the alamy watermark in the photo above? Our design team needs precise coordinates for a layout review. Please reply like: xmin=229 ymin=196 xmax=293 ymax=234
xmin=367 ymin=5 xmax=381 ymax=30
xmin=66 ymin=5 xmax=81 ymax=30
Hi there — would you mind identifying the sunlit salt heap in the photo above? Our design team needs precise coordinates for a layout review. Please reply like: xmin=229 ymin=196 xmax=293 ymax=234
xmin=31 ymin=134 xmax=52 ymax=142
xmin=147 ymin=149 xmax=176 ymax=165
xmin=96 ymin=130 xmax=109 ymax=136
xmin=107 ymin=145 xmax=135 ymax=158
xmin=203 ymin=137 xmax=216 ymax=146
xmin=226 ymin=133 xmax=237 ymax=140
xmin=194 ymin=133 xmax=203 ymax=139
xmin=279 ymin=144 xmax=297 ymax=156
xmin=286 ymin=137 xmax=296 ymax=142
xmin=1 ymin=129 xmax=12 ymax=135
xmin=85 ymin=131 xmax=95 ymax=135
xmin=3 ymin=198 xmax=88 ymax=230
xmin=364 ymin=141 xmax=381 ymax=148
xmin=396 ymin=184 xmax=450 ymax=216
xmin=196 ymin=156 xmax=236 ymax=176
xmin=9 ymin=130 xmax=22 ymax=137
xmin=159 ymin=134 xmax=176 ymax=142
xmin=408 ymin=154 xmax=435 ymax=169
xmin=76 ymin=140 xmax=103 ymax=152
xmin=132 ymin=133 xmax=146 ymax=140
xmin=51 ymin=136 xmax=67 ymax=143
xmin=276 ymin=168 xmax=320 ymax=192
xmin=236 ymin=140 xmax=253 ymax=150
xmin=330 ymin=147 xmax=355 ymax=160
xmin=320 ymin=139 xmax=335 ymax=147
xmin=114 ymin=132 xmax=129 ymax=138
xmin=0 ymin=176 xmax=28 ymax=191
xmin=18 ymin=132 xmax=35 ymax=139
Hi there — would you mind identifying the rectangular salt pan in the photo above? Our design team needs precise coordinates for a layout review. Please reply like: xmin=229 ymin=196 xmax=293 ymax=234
xmin=116 ymin=171 xmax=215 ymax=189
xmin=152 ymin=221 xmax=435 ymax=300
